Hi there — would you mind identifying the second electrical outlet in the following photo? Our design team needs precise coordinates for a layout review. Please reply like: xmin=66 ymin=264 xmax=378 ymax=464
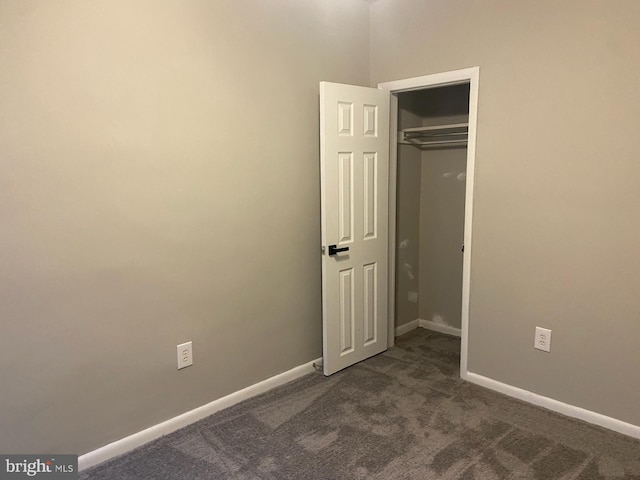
xmin=534 ymin=327 xmax=552 ymax=353
xmin=177 ymin=341 xmax=193 ymax=369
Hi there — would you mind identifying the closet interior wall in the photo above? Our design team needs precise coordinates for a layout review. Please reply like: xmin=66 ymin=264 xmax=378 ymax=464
xmin=395 ymin=84 xmax=470 ymax=332
xmin=395 ymin=102 xmax=423 ymax=329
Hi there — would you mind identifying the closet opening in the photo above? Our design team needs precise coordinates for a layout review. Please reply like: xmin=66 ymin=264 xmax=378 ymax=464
xmin=395 ymin=83 xmax=469 ymax=335
xmin=380 ymin=68 xmax=479 ymax=379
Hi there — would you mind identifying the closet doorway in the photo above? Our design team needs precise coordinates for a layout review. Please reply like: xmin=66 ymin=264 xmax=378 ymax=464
xmin=380 ymin=68 xmax=479 ymax=380
xmin=318 ymin=68 xmax=478 ymax=377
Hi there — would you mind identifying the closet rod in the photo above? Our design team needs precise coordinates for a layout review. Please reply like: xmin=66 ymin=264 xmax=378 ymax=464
xmin=404 ymin=139 xmax=467 ymax=147
xmin=404 ymin=131 xmax=467 ymax=139
xmin=401 ymin=123 xmax=468 ymax=133
xmin=399 ymin=122 xmax=468 ymax=148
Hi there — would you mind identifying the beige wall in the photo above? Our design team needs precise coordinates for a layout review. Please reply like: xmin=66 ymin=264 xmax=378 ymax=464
xmin=371 ymin=0 xmax=640 ymax=426
xmin=0 ymin=0 xmax=370 ymax=454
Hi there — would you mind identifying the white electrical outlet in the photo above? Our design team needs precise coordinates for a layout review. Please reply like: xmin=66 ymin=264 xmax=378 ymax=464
xmin=534 ymin=327 xmax=552 ymax=352
xmin=177 ymin=341 xmax=193 ymax=369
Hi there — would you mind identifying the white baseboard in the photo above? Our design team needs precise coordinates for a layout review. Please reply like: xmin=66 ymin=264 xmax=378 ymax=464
xmin=466 ymin=372 xmax=640 ymax=441
xmin=418 ymin=319 xmax=462 ymax=337
xmin=394 ymin=319 xmax=462 ymax=338
xmin=394 ymin=319 xmax=420 ymax=336
xmin=78 ymin=357 xmax=322 ymax=471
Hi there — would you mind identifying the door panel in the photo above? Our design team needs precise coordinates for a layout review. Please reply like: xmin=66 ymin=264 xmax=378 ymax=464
xmin=338 ymin=152 xmax=354 ymax=244
xmin=363 ymin=262 xmax=377 ymax=345
xmin=320 ymin=82 xmax=390 ymax=376
xmin=363 ymin=152 xmax=377 ymax=240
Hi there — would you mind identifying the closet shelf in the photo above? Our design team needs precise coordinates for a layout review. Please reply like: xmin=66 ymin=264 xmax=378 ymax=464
xmin=399 ymin=123 xmax=468 ymax=148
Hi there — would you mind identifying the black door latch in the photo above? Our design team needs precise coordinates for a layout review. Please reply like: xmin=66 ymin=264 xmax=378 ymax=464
xmin=328 ymin=245 xmax=350 ymax=256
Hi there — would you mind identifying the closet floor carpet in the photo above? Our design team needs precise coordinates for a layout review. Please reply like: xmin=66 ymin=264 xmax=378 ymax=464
xmin=81 ymin=329 xmax=640 ymax=479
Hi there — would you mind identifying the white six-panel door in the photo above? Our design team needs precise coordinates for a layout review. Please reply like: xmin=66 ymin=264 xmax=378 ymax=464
xmin=320 ymin=82 xmax=390 ymax=376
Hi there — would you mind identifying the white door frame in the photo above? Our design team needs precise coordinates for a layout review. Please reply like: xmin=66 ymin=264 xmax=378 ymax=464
xmin=378 ymin=67 xmax=480 ymax=380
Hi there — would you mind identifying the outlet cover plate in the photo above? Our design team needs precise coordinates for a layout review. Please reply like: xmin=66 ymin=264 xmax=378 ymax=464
xmin=177 ymin=341 xmax=193 ymax=369
xmin=534 ymin=327 xmax=552 ymax=353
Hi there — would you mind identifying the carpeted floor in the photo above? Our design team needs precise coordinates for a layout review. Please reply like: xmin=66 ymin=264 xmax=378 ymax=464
xmin=81 ymin=329 xmax=640 ymax=479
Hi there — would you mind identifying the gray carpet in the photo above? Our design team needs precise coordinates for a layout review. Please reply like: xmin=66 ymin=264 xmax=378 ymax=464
xmin=81 ymin=329 xmax=640 ymax=479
